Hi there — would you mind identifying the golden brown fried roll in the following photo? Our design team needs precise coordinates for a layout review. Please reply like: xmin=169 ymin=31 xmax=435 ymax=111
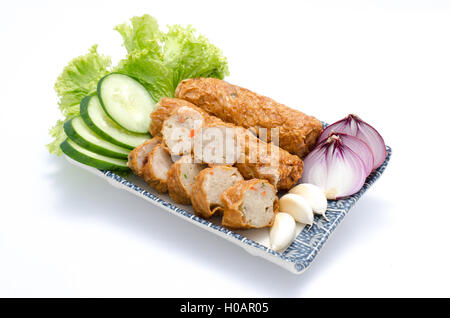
xmin=142 ymin=143 xmax=173 ymax=193
xmin=167 ymin=155 xmax=207 ymax=205
xmin=162 ymin=106 xmax=205 ymax=156
xmin=221 ymin=179 xmax=278 ymax=229
xmin=175 ymin=78 xmax=323 ymax=158
xmin=191 ymin=166 xmax=244 ymax=219
xmin=151 ymin=98 xmax=303 ymax=190
xmin=127 ymin=137 xmax=162 ymax=176
xmin=235 ymin=131 xmax=303 ymax=190
xmin=149 ymin=98 xmax=222 ymax=137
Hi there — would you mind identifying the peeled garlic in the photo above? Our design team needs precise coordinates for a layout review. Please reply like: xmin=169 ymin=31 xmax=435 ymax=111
xmin=279 ymin=193 xmax=314 ymax=225
xmin=270 ymin=212 xmax=296 ymax=252
xmin=289 ymin=183 xmax=328 ymax=218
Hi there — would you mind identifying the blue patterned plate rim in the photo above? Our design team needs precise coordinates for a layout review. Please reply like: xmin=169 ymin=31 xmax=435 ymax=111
xmin=91 ymin=145 xmax=392 ymax=274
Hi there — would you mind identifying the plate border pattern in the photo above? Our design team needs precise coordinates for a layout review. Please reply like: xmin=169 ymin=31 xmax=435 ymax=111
xmin=89 ymin=146 xmax=391 ymax=274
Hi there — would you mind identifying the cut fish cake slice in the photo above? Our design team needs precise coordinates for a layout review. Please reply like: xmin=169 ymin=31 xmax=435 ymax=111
xmin=142 ymin=143 xmax=174 ymax=193
xmin=193 ymin=125 xmax=240 ymax=165
xmin=221 ymin=179 xmax=278 ymax=229
xmin=127 ymin=137 xmax=162 ymax=176
xmin=162 ymin=106 xmax=204 ymax=155
xmin=191 ymin=166 xmax=244 ymax=219
xmin=167 ymin=155 xmax=207 ymax=205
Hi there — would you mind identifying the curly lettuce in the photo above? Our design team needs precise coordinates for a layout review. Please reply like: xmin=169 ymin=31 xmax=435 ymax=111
xmin=114 ymin=14 xmax=163 ymax=55
xmin=47 ymin=45 xmax=111 ymax=155
xmin=163 ymin=25 xmax=229 ymax=88
xmin=48 ymin=14 xmax=229 ymax=155
xmin=114 ymin=15 xmax=229 ymax=100
xmin=47 ymin=120 xmax=67 ymax=156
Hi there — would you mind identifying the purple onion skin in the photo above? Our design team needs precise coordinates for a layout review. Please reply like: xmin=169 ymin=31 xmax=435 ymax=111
xmin=302 ymin=135 xmax=368 ymax=200
xmin=318 ymin=114 xmax=387 ymax=169
xmin=322 ymin=132 xmax=374 ymax=176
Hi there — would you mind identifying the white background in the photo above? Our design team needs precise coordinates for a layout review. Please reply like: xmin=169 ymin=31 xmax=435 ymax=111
xmin=1 ymin=0 xmax=449 ymax=297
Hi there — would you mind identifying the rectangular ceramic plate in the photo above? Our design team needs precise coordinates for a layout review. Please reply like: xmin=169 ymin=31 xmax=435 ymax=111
xmin=65 ymin=146 xmax=391 ymax=274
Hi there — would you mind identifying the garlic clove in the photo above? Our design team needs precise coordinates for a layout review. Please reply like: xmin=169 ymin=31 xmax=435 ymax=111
xmin=270 ymin=212 xmax=297 ymax=252
xmin=279 ymin=193 xmax=314 ymax=225
xmin=289 ymin=183 xmax=328 ymax=214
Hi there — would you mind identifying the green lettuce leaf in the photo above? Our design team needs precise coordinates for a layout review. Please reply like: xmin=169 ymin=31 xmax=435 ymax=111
xmin=114 ymin=16 xmax=229 ymax=101
xmin=113 ymin=15 xmax=172 ymax=100
xmin=54 ymin=45 xmax=111 ymax=117
xmin=114 ymin=14 xmax=163 ymax=55
xmin=48 ymin=45 xmax=111 ymax=155
xmin=46 ymin=120 xmax=66 ymax=156
xmin=163 ymin=25 xmax=229 ymax=88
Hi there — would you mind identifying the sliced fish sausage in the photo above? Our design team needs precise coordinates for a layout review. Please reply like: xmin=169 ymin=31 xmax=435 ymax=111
xmin=142 ymin=144 xmax=173 ymax=193
xmin=167 ymin=155 xmax=206 ymax=205
xmin=127 ymin=137 xmax=162 ymax=176
xmin=152 ymin=98 xmax=303 ymax=190
xmin=191 ymin=166 xmax=244 ymax=219
xmin=221 ymin=179 xmax=278 ymax=229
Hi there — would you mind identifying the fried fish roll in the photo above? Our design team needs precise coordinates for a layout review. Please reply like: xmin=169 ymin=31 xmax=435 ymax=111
xmin=191 ymin=166 xmax=244 ymax=219
xmin=152 ymin=98 xmax=303 ymax=190
xmin=167 ymin=155 xmax=207 ymax=205
xmin=235 ymin=130 xmax=303 ymax=190
xmin=127 ymin=137 xmax=162 ymax=176
xmin=221 ymin=179 xmax=278 ymax=229
xmin=149 ymin=98 xmax=221 ymax=137
xmin=161 ymin=106 xmax=205 ymax=156
xmin=193 ymin=125 xmax=241 ymax=166
xmin=175 ymin=78 xmax=323 ymax=158
xmin=142 ymin=143 xmax=173 ymax=193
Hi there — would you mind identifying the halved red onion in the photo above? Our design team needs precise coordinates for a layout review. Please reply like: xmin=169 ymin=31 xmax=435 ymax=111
xmin=325 ymin=132 xmax=374 ymax=176
xmin=302 ymin=135 xmax=367 ymax=200
xmin=318 ymin=114 xmax=387 ymax=169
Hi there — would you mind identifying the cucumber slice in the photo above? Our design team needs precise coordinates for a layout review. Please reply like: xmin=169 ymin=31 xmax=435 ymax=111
xmin=97 ymin=73 xmax=156 ymax=134
xmin=80 ymin=95 xmax=150 ymax=149
xmin=64 ymin=116 xmax=129 ymax=159
xmin=60 ymin=138 xmax=129 ymax=171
